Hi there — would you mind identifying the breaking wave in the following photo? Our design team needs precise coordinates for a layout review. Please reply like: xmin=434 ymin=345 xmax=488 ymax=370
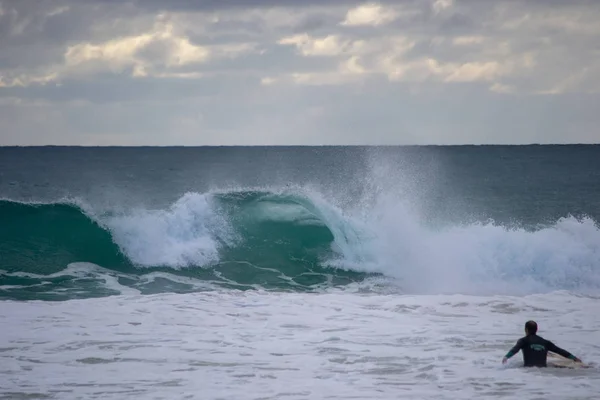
xmin=1 ymin=186 xmax=600 ymax=300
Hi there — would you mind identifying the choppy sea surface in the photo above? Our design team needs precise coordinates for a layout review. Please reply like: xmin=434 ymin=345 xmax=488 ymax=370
xmin=1 ymin=146 xmax=599 ymax=399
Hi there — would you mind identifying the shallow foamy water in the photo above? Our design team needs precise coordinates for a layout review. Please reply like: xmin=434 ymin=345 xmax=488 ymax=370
xmin=1 ymin=291 xmax=599 ymax=399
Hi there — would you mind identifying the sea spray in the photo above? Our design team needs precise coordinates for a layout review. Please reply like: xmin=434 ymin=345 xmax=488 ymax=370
xmin=106 ymin=192 xmax=234 ymax=268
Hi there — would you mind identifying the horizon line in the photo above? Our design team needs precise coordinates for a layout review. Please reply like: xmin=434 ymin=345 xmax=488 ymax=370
xmin=1 ymin=143 xmax=599 ymax=148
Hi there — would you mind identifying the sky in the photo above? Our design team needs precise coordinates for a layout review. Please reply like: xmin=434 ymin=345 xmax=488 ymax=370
xmin=1 ymin=0 xmax=599 ymax=145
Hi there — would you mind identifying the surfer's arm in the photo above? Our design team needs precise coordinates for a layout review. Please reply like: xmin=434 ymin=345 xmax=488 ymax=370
xmin=502 ymin=338 xmax=524 ymax=363
xmin=547 ymin=341 xmax=581 ymax=362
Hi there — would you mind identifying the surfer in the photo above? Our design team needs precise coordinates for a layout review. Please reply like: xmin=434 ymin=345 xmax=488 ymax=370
xmin=502 ymin=320 xmax=582 ymax=367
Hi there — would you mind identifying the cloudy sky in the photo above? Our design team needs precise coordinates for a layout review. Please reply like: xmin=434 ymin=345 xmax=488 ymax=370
xmin=1 ymin=0 xmax=599 ymax=145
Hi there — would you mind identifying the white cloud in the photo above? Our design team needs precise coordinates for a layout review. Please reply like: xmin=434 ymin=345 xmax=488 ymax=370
xmin=432 ymin=0 xmax=453 ymax=14
xmin=271 ymin=35 xmax=415 ymax=85
xmin=272 ymin=32 xmax=531 ymax=87
xmin=0 ymin=72 xmax=58 ymax=88
xmin=64 ymin=19 xmax=210 ymax=75
xmin=342 ymin=56 xmax=367 ymax=75
xmin=380 ymin=58 xmax=439 ymax=82
xmin=261 ymin=55 xmax=369 ymax=86
xmin=340 ymin=3 xmax=398 ymax=27
xmin=443 ymin=61 xmax=506 ymax=82
xmin=278 ymin=33 xmax=413 ymax=61
xmin=278 ymin=34 xmax=351 ymax=57
xmin=150 ymin=71 xmax=204 ymax=79
xmin=2 ymin=14 xmax=259 ymax=86
xmin=260 ymin=77 xmax=277 ymax=86
xmin=289 ymin=71 xmax=359 ymax=85
xmin=47 ymin=6 xmax=69 ymax=17
xmin=380 ymin=52 xmax=535 ymax=85
xmin=490 ymin=82 xmax=515 ymax=94
xmin=499 ymin=7 xmax=600 ymax=36
xmin=270 ymin=14 xmax=544 ymax=92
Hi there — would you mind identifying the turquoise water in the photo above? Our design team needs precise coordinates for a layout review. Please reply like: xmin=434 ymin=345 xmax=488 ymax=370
xmin=2 ymin=145 xmax=600 ymax=300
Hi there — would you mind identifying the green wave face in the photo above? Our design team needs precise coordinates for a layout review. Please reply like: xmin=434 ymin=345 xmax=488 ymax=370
xmin=0 ymin=201 xmax=131 ymax=274
xmin=0 ymin=192 xmax=369 ymax=300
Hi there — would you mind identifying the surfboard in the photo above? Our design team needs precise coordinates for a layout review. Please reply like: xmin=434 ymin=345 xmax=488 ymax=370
xmin=547 ymin=353 xmax=590 ymax=369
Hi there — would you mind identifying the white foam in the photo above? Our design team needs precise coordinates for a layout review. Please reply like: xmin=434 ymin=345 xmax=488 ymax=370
xmin=136 ymin=271 xmax=228 ymax=290
xmin=317 ymin=185 xmax=600 ymax=295
xmin=99 ymin=273 xmax=141 ymax=296
xmin=1 ymin=291 xmax=598 ymax=399
xmin=106 ymin=192 xmax=235 ymax=268
xmin=1 ymin=263 xmax=143 ymax=297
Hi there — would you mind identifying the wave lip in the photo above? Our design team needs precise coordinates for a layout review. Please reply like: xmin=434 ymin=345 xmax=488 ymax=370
xmin=106 ymin=192 xmax=234 ymax=268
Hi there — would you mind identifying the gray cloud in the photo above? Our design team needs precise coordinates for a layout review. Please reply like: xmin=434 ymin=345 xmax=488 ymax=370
xmin=1 ymin=0 xmax=600 ymax=145
xmin=78 ymin=0 xmax=376 ymax=12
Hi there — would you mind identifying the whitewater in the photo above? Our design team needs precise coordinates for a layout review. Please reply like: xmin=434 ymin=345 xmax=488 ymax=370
xmin=3 ymin=290 xmax=600 ymax=399
xmin=1 ymin=146 xmax=600 ymax=399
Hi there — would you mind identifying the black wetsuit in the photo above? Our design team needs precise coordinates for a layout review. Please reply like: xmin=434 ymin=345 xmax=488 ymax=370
xmin=505 ymin=334 xmax=577 ymax=367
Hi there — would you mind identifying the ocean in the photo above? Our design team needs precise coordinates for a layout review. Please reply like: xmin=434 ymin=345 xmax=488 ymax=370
xmin=1 ymin=145 xmax=599 ymax=399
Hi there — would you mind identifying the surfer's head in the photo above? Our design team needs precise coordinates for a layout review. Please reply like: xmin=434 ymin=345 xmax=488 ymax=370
xmin=525 ymin=320 xmax=538 ymax=335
